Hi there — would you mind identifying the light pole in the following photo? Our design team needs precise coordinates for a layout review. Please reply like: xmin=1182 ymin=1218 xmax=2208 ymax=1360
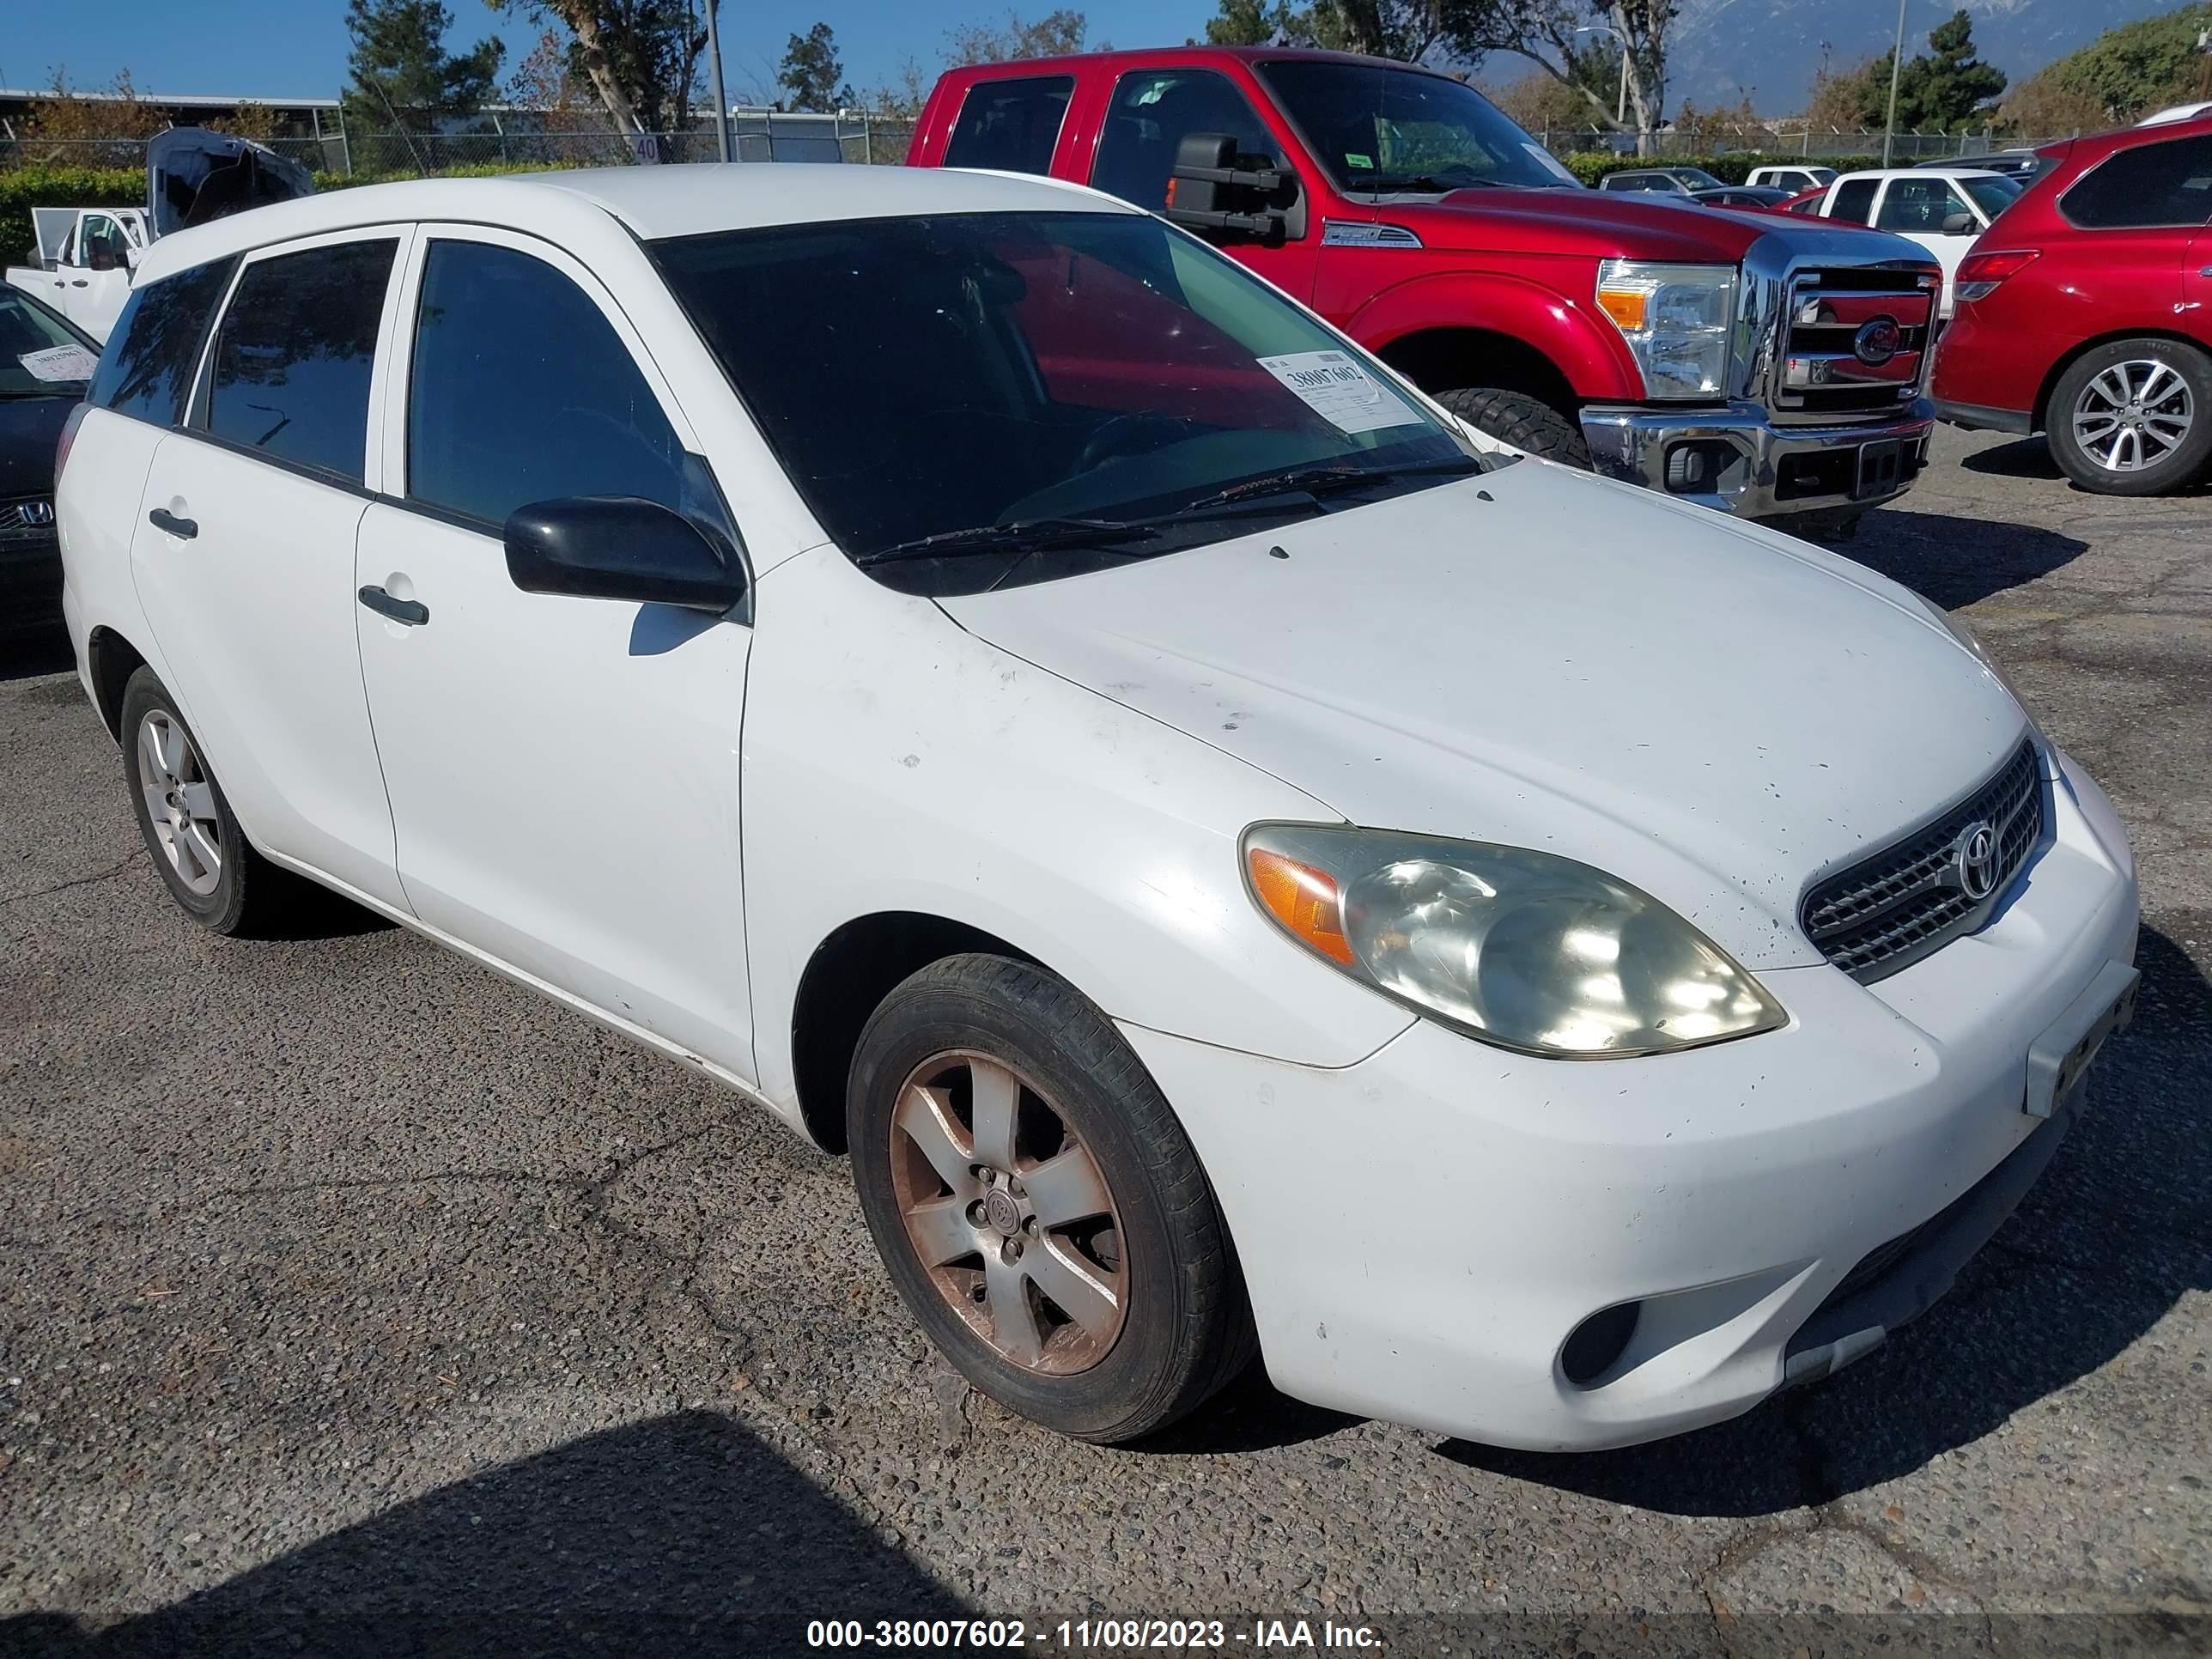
xmin=703 ymin=0 xmax=732 ymax=162
xmin=1882 ymin=0 xmax=1908 ymax=167
xmin=1572 ymin=24 xmax=1630 ymax=133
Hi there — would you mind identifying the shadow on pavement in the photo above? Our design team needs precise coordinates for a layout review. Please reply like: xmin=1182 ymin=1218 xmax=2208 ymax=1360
xmin=0 ymin=1410 xmax=969 ymax=1658
xmin=1845 ymin=507 xmax=2088 ymax=611
xmin=1437 ymin=925 xmax=2210 ymax=1518
xmin=1958 ymin=435 xmax=2063 ymax=481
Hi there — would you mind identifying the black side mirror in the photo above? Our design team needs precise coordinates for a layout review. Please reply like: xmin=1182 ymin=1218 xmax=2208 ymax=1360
xmin=504 ymin=496 xmax=746 ymax=615
xmin=1941 ymin=210 xmax=1976 ymax=235
xmin=1165 ymin=132 xmax=1299 ymax=245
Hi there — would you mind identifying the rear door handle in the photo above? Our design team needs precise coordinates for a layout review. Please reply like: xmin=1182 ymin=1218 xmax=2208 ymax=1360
xmin=357 ymin=585 xmax=429 ymax=627
xmin=147 ymin=507 xmax=197 ymax=538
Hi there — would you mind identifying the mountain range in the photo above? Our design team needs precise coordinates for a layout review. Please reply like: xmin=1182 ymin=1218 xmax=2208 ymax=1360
xmin=1663 ymin=0 xmax=2197 ymax=114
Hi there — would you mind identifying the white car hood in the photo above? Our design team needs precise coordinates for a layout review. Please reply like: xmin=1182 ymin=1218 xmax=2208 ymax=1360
xmin=939 ymin=462 xmax=2029 ymax=970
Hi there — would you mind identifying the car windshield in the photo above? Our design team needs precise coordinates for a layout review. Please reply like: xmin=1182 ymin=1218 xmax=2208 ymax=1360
xmin=1960 ymin=173 xmax=2024 ymax=219
xmin=0 ymin=289 xmax=95 ymax=398
xmin=1255 ymin=59 xmax=1579 ymax=194
xmin=652 ymin=210 xmax=1478 ymax=592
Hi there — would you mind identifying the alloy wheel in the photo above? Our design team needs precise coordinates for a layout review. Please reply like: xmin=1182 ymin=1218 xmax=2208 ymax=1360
xmin=136 ymin=708 xmax=222 ymax=896
xmin=2071 ymin=358 xmax=2195 ymax=474
xmin=889 ymin=1049 xmax=1126 ymax=1376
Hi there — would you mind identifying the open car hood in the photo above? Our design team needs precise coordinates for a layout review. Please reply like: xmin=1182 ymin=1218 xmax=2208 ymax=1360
xmin=148 ymin=128 xmax=316 ymax=240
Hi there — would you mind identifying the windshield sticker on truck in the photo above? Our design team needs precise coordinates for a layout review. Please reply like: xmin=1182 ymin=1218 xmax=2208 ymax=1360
xmin=18 ymin=344 xmax=98 ymax=383
xmin=1344 ymin=153 xmax=1373 ymax=169
xmin=1522 ymin=143 xmax=1581 ymax=185
xmin=1256 ymin=350 xmax=1423 ymax=434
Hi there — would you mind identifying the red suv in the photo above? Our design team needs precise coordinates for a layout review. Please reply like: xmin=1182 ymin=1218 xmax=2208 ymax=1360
xmin=1934 ymin=116 xmax=2212 ymax=495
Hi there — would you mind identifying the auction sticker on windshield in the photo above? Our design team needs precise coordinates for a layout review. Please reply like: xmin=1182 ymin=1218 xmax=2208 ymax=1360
xmin=19 ymin=345 xmax=98 ymax=383
xmin=1256 ymin=349 xmax=1423 ymax=434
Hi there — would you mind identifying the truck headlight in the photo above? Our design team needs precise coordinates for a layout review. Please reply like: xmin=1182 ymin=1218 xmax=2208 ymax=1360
xmin=1595 ymin=260 xmax=1736 ymax=400
xmin=1243 ymin=824 xmax=1786 ymax=1059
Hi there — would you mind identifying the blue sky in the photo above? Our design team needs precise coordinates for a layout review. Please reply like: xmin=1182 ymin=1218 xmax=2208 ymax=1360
xmin=2 ymin=0 xmax=1212 ymax=105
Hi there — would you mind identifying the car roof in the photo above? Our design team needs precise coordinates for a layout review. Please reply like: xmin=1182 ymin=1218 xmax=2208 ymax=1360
xmin=948 ymin=43 xmax=1466 ymax=82
xmin=131 ymin=162 xmax=1133 ymax=287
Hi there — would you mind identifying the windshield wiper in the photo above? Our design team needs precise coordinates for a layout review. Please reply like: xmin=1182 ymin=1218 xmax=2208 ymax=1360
xmin=852 ymin=516 xmax=1160 ymax=568
xmin=1168 ymin=456 xmax=1484 ymax=518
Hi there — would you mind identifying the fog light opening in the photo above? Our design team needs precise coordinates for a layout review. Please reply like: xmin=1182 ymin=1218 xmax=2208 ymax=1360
xmin=1561 ymin=1301 xmax=1643 ymax=1388
xmin=1662 ymin=439 xmax=1742 ymax=496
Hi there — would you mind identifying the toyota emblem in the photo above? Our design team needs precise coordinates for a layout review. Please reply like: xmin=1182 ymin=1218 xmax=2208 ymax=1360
xmin=1955 ymin=820 xmax=1999 ymax=901
xmin=1852 ymin=317 xmax=1902 ymax=368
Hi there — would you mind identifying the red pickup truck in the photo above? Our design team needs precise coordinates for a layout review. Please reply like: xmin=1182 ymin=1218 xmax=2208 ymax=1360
xmin=909 ymin=47 xmax=1942 ymax=531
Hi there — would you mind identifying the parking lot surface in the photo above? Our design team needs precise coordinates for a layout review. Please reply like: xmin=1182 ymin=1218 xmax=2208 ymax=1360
xmin=2 ymin=427 xmax=2208 ymax=1656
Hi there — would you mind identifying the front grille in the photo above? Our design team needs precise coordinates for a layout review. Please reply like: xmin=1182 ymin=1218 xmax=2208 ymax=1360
xmin=1772 ymin=265 xmax=1939 ymax=422
xmin=0 ymin=496 xmax=57 ymax=533
xmin=1801 ymin=739 xmax=2044 ymax=981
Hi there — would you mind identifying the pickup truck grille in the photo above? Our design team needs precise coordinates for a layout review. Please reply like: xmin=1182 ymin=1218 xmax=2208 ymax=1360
xmin=1801 ymin=739 xmax=2043 ymax=981
xmin=1771 ymin=267 xmax=1939 ymax=422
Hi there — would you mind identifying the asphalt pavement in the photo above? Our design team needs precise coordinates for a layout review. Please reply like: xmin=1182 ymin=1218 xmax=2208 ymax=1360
xmin=1 ymin=426 xmax=2206 ymax=1657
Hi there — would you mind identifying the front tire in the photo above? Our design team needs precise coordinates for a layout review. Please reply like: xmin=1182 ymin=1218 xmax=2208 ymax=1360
xmin=1433 ymin=386 xmax=1593 ymax=468
xmin=848 ymin=954 xmax=1254 ymax=1443
xmin=2047 ymin=338 xmax=2212 ymax=495
xmin=119 ymin=667 xmax=295 ymax=936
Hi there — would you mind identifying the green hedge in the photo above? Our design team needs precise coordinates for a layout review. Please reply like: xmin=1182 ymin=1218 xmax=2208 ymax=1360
xmin=3 ymin=160 xmax=575 ymax=262
xmin=1561 ymin=150 xmax=1881 ymax=187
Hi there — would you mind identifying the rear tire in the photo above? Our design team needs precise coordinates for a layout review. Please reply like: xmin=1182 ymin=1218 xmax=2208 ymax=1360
xmin=119 ymin=667 xmax=299 ymax=936
xmin=848 ymin=953 xmax=1255 ymax=1443
xmin=2046 ymin=337 xmax=2212 ymax=496
xmin=1434 ymin=386 xmax=1593 ymax=468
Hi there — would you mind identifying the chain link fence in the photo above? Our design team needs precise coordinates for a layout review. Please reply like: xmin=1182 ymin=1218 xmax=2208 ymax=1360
xmin=1527 ymin=123 xmax=2081 ymax=161
xmin=0 ymin=111 xmax=920 ymax=175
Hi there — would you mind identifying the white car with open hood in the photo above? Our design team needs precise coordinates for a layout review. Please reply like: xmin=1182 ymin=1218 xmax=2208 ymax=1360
xmin=55 ymin=164 xmax=2140 ymax=1450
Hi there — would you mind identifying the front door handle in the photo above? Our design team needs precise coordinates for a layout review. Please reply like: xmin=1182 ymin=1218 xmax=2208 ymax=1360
xmin=357 ymin=585 xmax=429 ymax=627
xmin=147 ymin=507 xmax=197 ymax=538
xmin=70 ymin=278 xmax=88 ymax=288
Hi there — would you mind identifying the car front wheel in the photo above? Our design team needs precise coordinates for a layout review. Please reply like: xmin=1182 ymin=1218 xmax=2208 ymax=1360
xmin=2048 ymin=338 xmax=2212 ymax=495
xmin=848 ymin=954 xmax=1254 ymax=1443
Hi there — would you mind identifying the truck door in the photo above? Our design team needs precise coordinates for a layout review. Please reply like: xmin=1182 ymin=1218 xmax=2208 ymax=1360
xmin=1087 ymin=67 xmax=1321 ymax=303
xmin=67 ymin=212 xmax=138 ymax=342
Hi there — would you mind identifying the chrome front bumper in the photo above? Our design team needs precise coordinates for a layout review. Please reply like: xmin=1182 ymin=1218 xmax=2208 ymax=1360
xmin=1579 ymin=398 xmax=1936 ymax=522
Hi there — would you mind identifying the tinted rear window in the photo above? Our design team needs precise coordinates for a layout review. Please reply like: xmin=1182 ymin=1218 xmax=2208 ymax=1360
xmin=88 ymin=257 xmax=237 ymax=426
xmin=2062 ymin=134 xmax=2212 ymax=228
xmin=204 ymin=239 xmax=396 ymax=484
xmin=944 ymin=76 xmax=1073 ymax=174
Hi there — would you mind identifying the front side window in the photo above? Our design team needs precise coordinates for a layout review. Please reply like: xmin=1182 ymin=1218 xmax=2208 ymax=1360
xmin=82 ymin=215 xmax=132 ymax=270
xmin=407 ymin=240 xmax=683 ymax=526
xmin=2061 ymin=134 xmax=2212 ymax=229
xmin=204 ymin=239 xmax=396 ymax=484
xmin=1091 ymin=70 xmax=1282 ymax=211
xmin=944 ymin=76 xmax=1074 ymax=175
xmin=88 ymin=257 xmax=238 ymax=427
xmin=1960 ymin=173 xmax=2023 ymax=221
xmin=1258 ymin=59 xmax=1574 ymax=195
xmin=1875 ymin=177 xmax=1970 ymax=234
xmin=653 ymin=210 xmax=1474 ymax=594
xmin=1828 ymin=178 xmax=1879 ymax=224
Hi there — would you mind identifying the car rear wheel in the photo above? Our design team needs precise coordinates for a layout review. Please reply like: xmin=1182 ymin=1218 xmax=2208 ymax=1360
xmin=1433 ymin=386 xmax=1593 ymax=469
xmin=2048 ymin=338 xmax=2212 ymax=495
xmin=120 ymin=667 xmax=295 ymax=936
xmin=847 ymin=953 xmax=1254 ymax=1443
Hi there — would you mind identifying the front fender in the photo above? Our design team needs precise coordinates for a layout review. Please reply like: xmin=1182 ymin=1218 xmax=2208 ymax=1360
xmin=1348 ymin=269 xmax=1644 ymax=403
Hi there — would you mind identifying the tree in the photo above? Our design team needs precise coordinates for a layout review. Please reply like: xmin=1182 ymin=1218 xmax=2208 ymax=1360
xmin=489 ymin=0 xmax=714 ymax=155
xmin=21 ymin=70 xmax=166 ymax=166
xmin=1195 ymin=0 xmax=1466 ymax=60
xmin=780 ymin=21 xmax=854 ymax=112
xmin=1893 ymin=9 xmax=2007 ymax=131
xmin=945 ymin=9 xmax=1100 ymax=64
xmin=2002 ymin=3 xmax=2212 ymax=127
xmin=1449 ymin=3 xmax=1677 ymax=155
xmin=345 ymin=0 xmax=502 ymax=134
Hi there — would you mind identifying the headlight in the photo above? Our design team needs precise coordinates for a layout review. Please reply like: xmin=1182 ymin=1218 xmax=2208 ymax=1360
xmin=1595 ymin=259 xmax=1736 ymax=400
xmin=1243 ymin=824 xmax=1785 ymax=1059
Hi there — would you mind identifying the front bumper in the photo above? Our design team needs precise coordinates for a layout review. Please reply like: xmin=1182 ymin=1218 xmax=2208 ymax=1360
xmin=1126 ymin=747 xmax=2138 ymax=1451
xmin=1579 ymin=398 xmax=1936 ymax=521
xmin=0 ymin=528 xmax=64 ymax=641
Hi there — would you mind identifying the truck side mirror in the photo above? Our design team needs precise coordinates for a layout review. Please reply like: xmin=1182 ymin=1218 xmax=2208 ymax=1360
xmin=1164 ymin=132 xmax=1300 ymax=246
xmin=1941 ymin=210 xmax=1976 ymax=235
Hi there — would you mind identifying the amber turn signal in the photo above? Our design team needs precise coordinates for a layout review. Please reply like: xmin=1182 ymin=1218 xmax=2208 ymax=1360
xmin=1247 ymin=847 xmax=1355 ymax=966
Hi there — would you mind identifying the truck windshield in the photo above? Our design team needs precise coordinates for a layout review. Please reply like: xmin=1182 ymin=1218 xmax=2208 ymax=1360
xmin=1256 ymin=59 xmax=1577 ymax=195
xmin=652 ymin=210 xmax=1476 ymax=592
